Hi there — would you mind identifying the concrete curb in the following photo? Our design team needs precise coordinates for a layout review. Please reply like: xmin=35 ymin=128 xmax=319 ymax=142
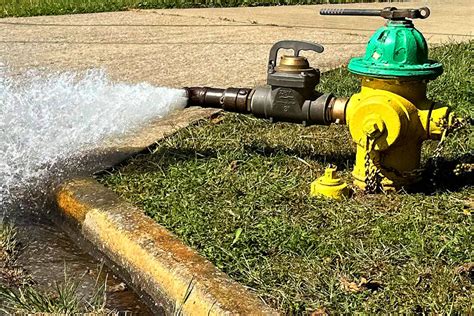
xmin=56 ymin=178 xmax=277 ymax=315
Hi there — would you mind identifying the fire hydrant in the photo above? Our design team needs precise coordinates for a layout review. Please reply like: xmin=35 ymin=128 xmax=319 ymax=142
xmin=185 ymin=7 xmax=451 ymax=193
xmin=321 ymin=6 xmax=450 ymax=191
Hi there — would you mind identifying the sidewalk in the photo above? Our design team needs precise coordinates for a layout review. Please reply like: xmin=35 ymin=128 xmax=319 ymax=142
xmin=1 ymin=0 xmax=472 ymax=87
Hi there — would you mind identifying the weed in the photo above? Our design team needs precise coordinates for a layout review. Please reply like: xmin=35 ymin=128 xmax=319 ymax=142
xmin=173 ymin=277 xmax=195 ymax=315
xmin=0 ymin=266 xmax=112 ymax=314
xmin=0 ymin=223 xmax=20 ymax=267
xmin=0 ymin=222 xmax=114 ymax=314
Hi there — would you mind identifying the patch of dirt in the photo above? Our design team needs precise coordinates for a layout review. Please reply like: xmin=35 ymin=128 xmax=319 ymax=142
xmin=340 ymin=276 xmax=383 ymax=293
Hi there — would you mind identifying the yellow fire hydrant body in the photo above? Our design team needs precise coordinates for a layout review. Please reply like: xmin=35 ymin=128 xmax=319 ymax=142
xmin=346 ymin=78 xmax=449 ymax=190
xmin=344 ymin=17 xmax=449 ymax=191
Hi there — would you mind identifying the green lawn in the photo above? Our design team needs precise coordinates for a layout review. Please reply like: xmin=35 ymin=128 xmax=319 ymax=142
xmin=2 ymin=0 xmax=379 ymax=18
xmin=99 ymin=41 xmax=473 ymax=314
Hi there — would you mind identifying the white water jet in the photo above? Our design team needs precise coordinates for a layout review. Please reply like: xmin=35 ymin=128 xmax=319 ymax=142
xmin=0 ymin=65 xmax=187 ymax=212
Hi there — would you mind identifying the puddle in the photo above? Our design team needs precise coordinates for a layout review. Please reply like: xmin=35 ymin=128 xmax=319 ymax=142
xmin=6 ymin=209 xmax=154 ymax=314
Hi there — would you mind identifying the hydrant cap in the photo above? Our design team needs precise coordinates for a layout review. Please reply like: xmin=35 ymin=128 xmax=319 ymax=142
xmin=310 ymin=167 xmax=349 ymax=199
xmin=348 ymin=20 xmax=443 ymax=79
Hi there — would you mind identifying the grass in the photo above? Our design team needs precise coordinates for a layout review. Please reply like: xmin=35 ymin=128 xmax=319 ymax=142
xmin=0 ymin=270 xmax=110 ymax=314
xmin=2 ymin=0 xmax=391 ymax=18
xmin=0 ymin=223 xmax=29 ymax=288
xmin=0 ymin=223 xmax=114 ymax=314
xmin=100 ymin=41 xmax=473 ymax=314
xmin=0 ymin=223 xmax=19 ymax=268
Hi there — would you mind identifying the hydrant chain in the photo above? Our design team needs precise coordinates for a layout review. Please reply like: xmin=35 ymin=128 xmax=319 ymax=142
xmin=429 ymin=113 xmax=466 ymax=185
xmin=364 ymin=137 xmax=381 ymax=193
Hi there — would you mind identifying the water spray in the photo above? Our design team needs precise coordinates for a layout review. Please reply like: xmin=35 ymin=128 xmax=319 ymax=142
xmin=185 ymin=7 xmax=457 ymax=196
xmin=0 ymin=67 xmax=186 ymax=211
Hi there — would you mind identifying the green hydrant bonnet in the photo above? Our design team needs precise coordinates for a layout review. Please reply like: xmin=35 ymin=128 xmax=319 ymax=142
xmin=348 ymin=20 xmax=443 ymax=79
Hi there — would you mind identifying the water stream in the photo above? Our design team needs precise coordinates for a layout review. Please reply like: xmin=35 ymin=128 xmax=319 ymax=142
xmin=0 ymin=64 xmax=187 ymax=313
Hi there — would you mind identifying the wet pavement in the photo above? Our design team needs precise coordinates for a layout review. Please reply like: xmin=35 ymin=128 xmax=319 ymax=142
xmin=8 ymin=209 xmax=153 ymax=315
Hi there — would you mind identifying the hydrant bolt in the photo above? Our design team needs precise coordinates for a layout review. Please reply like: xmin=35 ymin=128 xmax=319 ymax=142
xmin=362 ymin=117 xmax=385 ymax=139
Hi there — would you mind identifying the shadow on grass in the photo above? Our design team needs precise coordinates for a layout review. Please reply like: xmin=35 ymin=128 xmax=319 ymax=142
xmin=97 ymin=134 xmax=471 ymax=195
xmin=97 ymin=139 xmax=356 ymax=178
xmin=241 ymin=142 xmax=354 ymax=171
xmin=414 ymin=153 xmax=473 ymax=194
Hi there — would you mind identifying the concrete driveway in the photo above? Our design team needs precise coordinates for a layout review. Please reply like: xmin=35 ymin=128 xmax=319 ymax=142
xmin=1 ymin=0 xmax=472 ymax=88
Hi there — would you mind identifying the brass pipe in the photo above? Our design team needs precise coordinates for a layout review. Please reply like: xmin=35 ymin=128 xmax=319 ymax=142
xmin=185 ymin=87 xmax=347 ymax=126
xmin=329 ymin=97 xmax=349 ymax=124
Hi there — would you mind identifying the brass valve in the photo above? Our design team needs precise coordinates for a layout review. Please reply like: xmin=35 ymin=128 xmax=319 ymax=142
xmin=275 ymin=56 xmax=312 ymax=73
xmin=185 ymin=40 xmax=348 ymax=126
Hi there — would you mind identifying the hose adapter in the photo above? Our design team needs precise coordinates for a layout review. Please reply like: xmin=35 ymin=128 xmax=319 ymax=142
xmin=185 ymin=40 xmax=348 ymax=126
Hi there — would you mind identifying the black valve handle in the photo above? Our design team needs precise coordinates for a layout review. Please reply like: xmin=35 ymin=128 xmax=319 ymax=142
xmin=320 ymin=7 xmax=430 ymax=20
xmin=268 ymin=40 xmax=324 ymax=72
